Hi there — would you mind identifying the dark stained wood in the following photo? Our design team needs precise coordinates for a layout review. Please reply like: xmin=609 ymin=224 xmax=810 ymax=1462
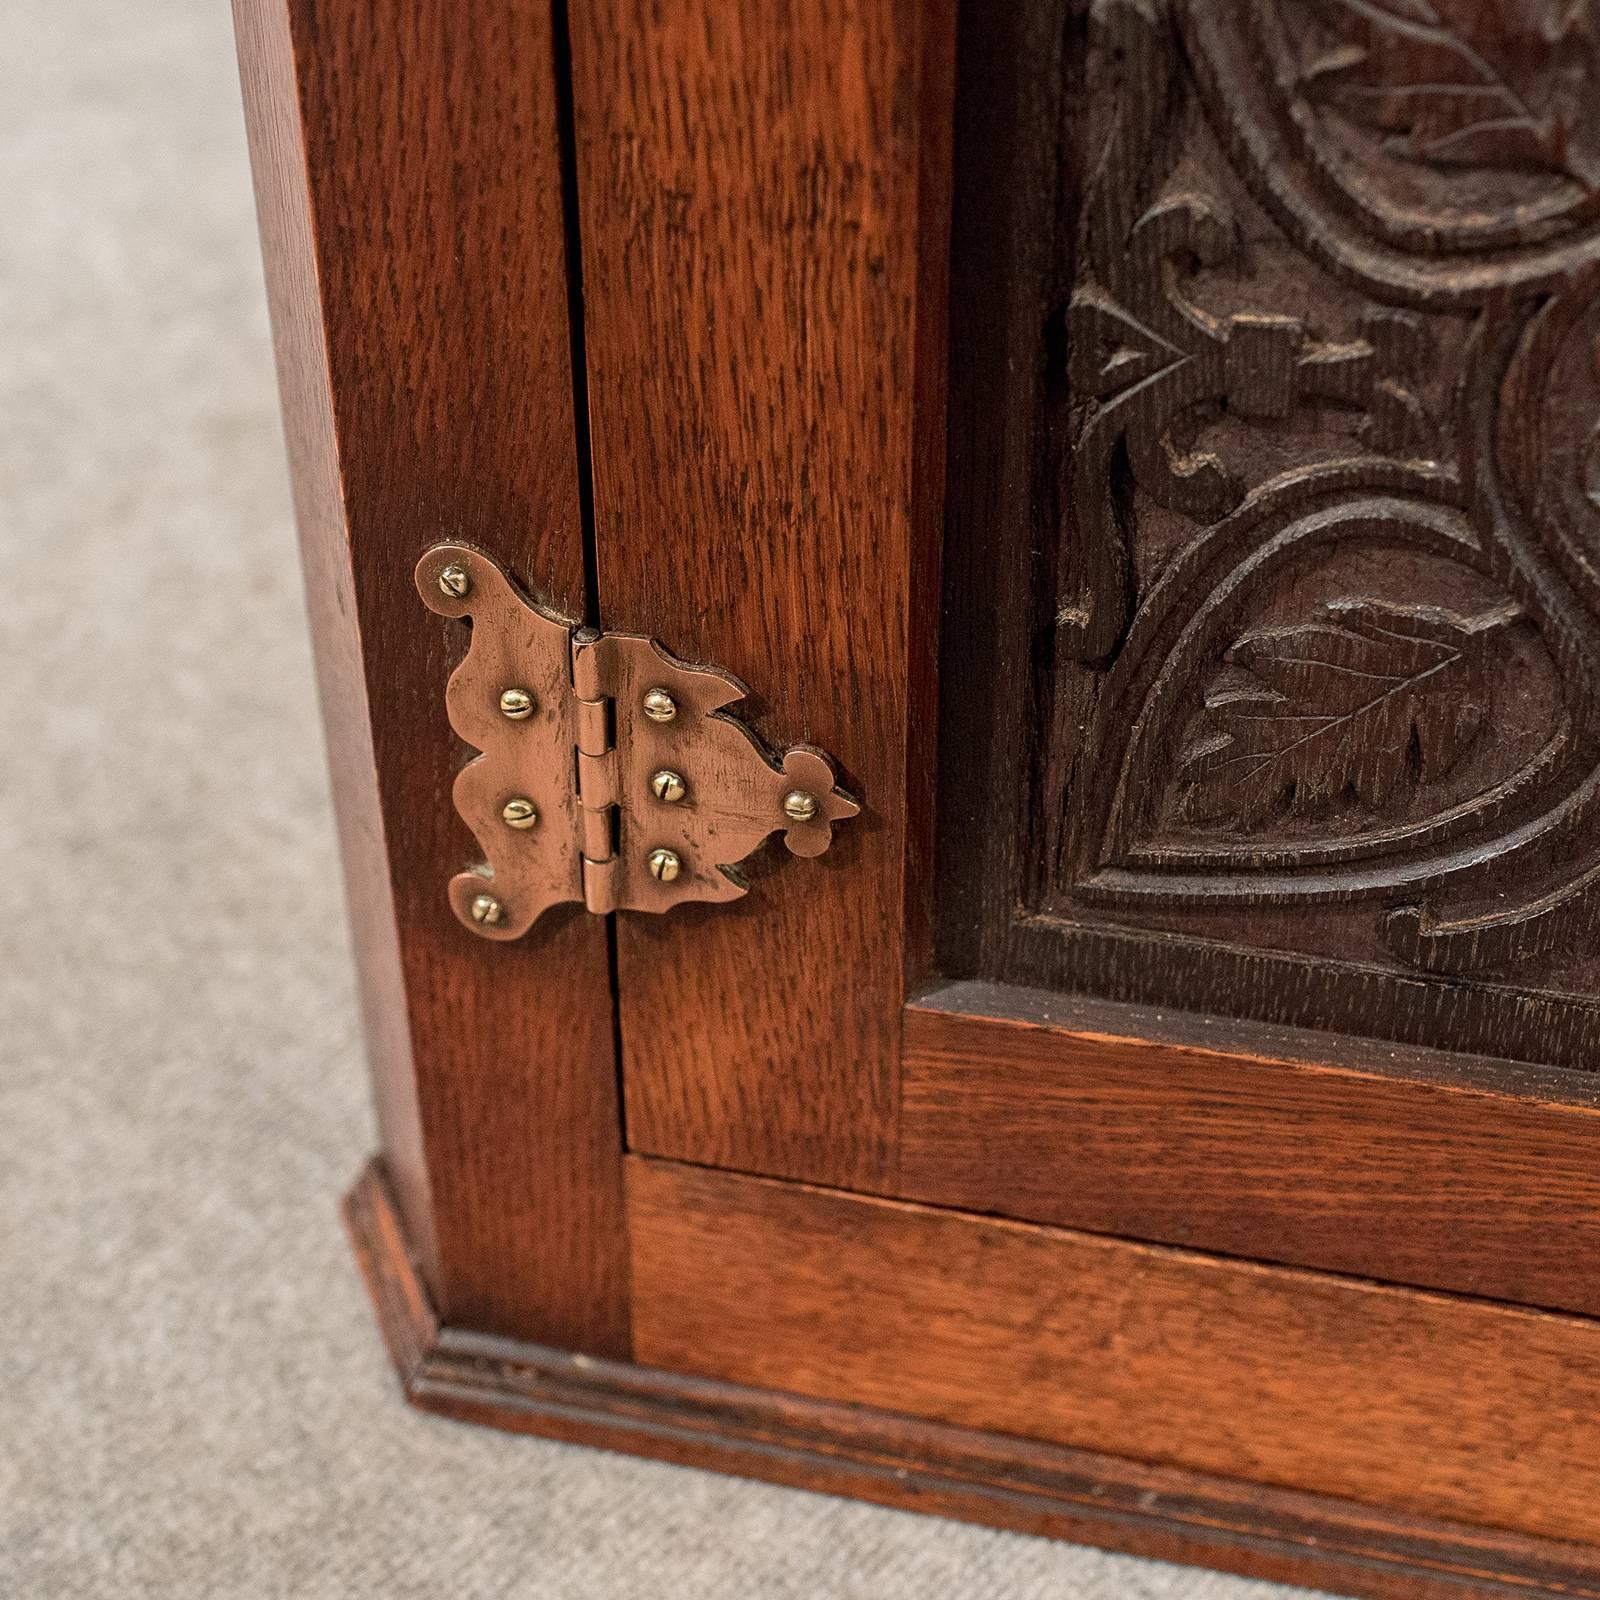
xmin=350 ymin=1159 xmax=1600 ymax=1600
xmin=629 ymin=1154 xmax=1600 ymax=1549
xmin=902 ymin=982 xmax=1600 ymax=1316
xmin=567 ymin=0 xmax=955 ymax=1189
xmin=233 ymin=0 xmax=629 ymax=1352
xmin=936 ymin=0 xmax=1069 ymax=988
xmin=938 ymin=0 xmax=1600 ymax=1071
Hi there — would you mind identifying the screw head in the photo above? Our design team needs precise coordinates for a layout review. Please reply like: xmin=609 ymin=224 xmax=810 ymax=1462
xmin=499 ymin=687 xmax=534 ymax=720
xmin=501 ymin=797 xmax=538 ymax=830
xmin=642 ymin=687 xmax=678 ymax=723
xmin=782 ymin=788 xmax=820 ymax=823
xmin=469 ymin=892 xmax=505 ymax=926
xmin=437 ymin=562 xmax=471 ymax=599
xmin=650 ymin=769 xmax=687 ymax=804
xmin=647 ymin=847 xmax=682 ymax=883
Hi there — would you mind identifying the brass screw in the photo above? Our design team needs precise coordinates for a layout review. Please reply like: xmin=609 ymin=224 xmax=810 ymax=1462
xmin=647 ymin=847 xmax=682 ymax=883
xmin=642 ymin=687 xmax=677 ymax=723
xmin=501 ymin=797 xmax=538 ymax=830
xmin=499 ymin=687 xmax=534 ymax=720
xmin=650 ymin=769 xmax=687 ymax=804
xmin=437 ymin=562 xmax=471 ymax=599
xmin=782 ymin=789 xmax=820 ymax=823
xmin=470 ymin=893 xmax=505 ymax=926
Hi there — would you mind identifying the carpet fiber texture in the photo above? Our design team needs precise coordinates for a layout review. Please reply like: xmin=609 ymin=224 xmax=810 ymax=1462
xmin=0 ymin=2 xmax=1322 ymax=1595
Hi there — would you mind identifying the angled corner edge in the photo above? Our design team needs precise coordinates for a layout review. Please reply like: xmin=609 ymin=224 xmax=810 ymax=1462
xmin=343 ymin=1159 xmax=440 ymax=1393
xmin=338 ymin=1160 xmax=1600 ymax=1600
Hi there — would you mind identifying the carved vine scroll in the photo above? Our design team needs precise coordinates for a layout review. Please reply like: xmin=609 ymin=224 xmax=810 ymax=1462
xmin=1052 ymin=0 xmax=1600 ymax=976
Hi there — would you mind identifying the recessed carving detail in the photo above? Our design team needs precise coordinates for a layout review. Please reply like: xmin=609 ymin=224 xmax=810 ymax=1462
xmin=1045 ymin=0 xmax=1600 ymax=977
xmin=1296 ymin=0 xmax=1597 ymax=185
xmin=1175 ymin=599 xmax=1511 ymax=829
xmin=1186 ymin=0 xmax=1600 ymax=290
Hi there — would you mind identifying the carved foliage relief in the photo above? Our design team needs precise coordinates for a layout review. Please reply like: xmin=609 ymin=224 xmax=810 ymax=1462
xmin=1051 ymin=0 xmax=1600 ymax=977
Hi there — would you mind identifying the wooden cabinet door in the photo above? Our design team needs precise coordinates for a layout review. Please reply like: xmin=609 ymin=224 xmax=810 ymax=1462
xmin=571 ymin=0 xmax=1600 ymax=1318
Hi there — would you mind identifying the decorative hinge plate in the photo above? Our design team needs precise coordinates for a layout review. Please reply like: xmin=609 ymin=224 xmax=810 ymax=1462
xmin=416 ymin=543 xmax=859 ymax=940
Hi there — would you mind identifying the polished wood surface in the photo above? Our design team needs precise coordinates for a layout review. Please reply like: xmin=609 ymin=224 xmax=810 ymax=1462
xmin=233 ymin=0 xmax=629 ymax=1351
xmin=629 ymin=1154 xmax=1600 ymax=1548
xmin=902 ymin=982 xmax=1600 ymax=1315
xmin=567 ymin=0 xmax=954 ymax=1190
xmin=351 ymin=1160 xmax=1600 ymax=1600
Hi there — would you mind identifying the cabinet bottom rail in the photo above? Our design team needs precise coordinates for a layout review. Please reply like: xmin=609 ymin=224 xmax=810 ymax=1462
xmin=345 ymin=1159 xmax=1600 ymax=1600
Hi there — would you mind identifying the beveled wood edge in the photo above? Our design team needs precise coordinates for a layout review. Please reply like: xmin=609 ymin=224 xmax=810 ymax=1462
xmin=344 ymin=1158 xmax=1600 ymax=1600
xmin=911 ymin=977 xmax=1600 ymax=1108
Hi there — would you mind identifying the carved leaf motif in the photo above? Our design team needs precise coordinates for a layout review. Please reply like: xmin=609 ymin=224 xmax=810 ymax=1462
xmin=1177 ymin=600 xmax=1493 ymax=826
xmin=1300 ymin=0 xmax=1588 ymax=183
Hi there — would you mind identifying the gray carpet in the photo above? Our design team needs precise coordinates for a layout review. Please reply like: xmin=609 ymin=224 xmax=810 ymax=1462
xmin=0 ymin=2 xmax=1322 ymax=1595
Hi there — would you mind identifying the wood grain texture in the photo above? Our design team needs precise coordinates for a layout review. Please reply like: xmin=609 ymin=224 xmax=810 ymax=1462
xmin=568 ymin=0 xmax=954 ymax=1189
xmin=350 ymin=1159 xmax=1600 ymax=1600
xmin=233 ymin=0 xmax=628 ymax=1350
xmin=232 ymin=0 xmax=437 ymax=1285
xmin=629 ymin=1155 xmax=1600 ymax=1548
xmin=903 ymin=982 xmax=1600 ymax=1315
xmin=937 ymin=0 xmax=1600 ymax=1069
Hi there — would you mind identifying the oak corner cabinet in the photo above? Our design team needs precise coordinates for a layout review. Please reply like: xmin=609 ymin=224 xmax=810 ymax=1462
xmin=234 ymin=0 xmax=1600 ymax=1594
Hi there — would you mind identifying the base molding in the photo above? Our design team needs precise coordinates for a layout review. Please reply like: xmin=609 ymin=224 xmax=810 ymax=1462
xmin=346 ymin=1159 xmax=1600 ymax=1600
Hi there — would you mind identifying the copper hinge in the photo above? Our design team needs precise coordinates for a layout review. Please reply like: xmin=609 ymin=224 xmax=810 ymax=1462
xmin=415 ymin=543 xmax=859 ymax=941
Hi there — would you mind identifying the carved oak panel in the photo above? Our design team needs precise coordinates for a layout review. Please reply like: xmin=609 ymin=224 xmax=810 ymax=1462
xmin=941 ymin=0 xmax=1600 ymax=1063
